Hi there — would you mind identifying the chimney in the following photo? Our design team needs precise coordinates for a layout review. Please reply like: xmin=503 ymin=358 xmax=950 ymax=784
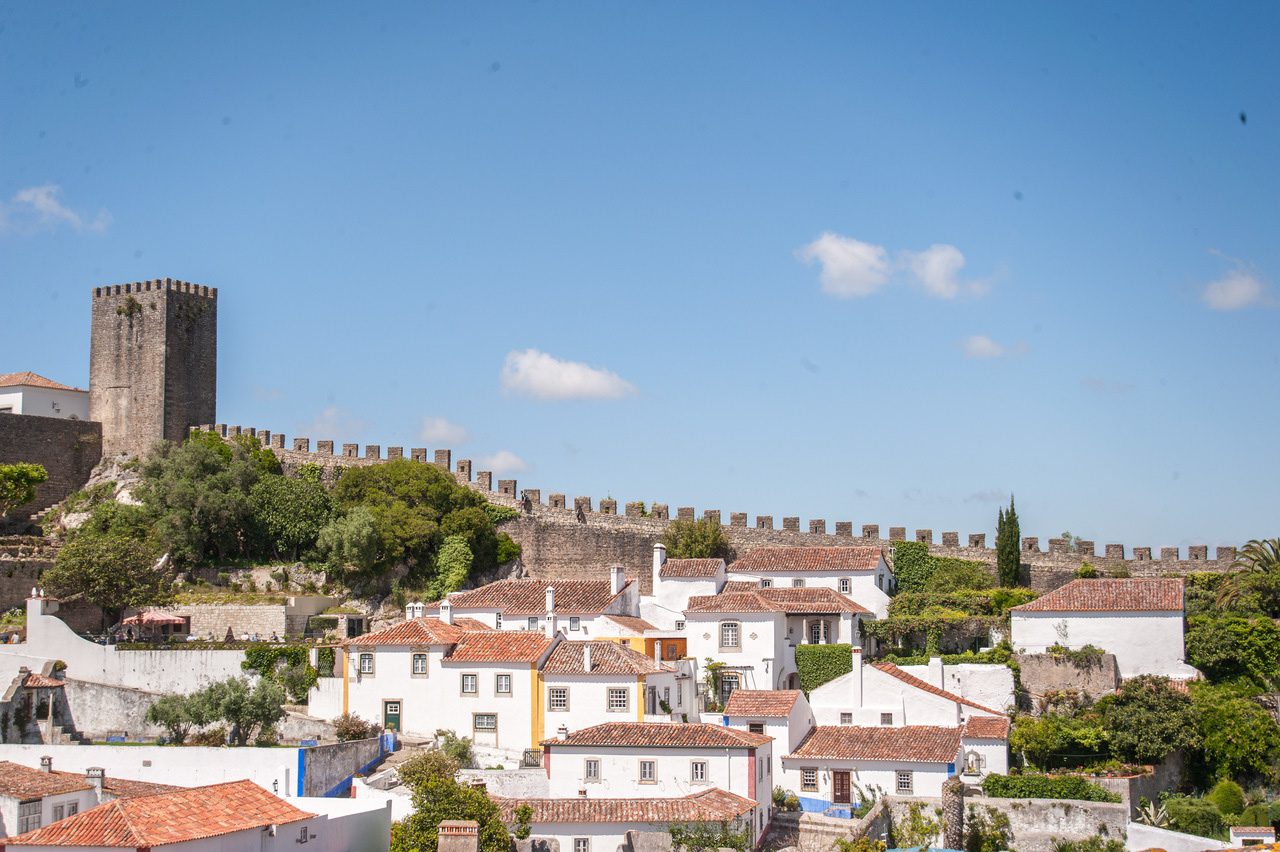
xmin=39 ymin=755 xmax=52 ymax=773
xmin=439 ymin=598 xmax=453 ymax=625
xmin=850 ymin=647 xmax=864 ymax=708
xmin=652 ymin=542 xmax=667 ymax=592
xmin=583 ymin=643 xmax=593 ymax=673
xmin=545 ymin=586 xmax=558 ymax=638
xmin=557 ymin=724 xmax=569 ymax=741
xmin=438 ymin=820 xmax=480 ymax=852
xmin=86 ymin=767 xmax=105 ymax=799
xmin=927 ymin=656 xmax=944 ymax=688
xmin=610 ymin=564 xmax=626 ymax=596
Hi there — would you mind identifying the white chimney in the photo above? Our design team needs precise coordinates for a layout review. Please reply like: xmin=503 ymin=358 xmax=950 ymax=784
xmin=545 ymin=586 xmax=558 ymax=638
xmin=86 ymin=767 xmax=105 ymax=799
xmin=610 ymin=565 xmax=626 ymax=596
xmin=652 ymin=543 xmax=667 ymax=593
xmin=439 ymin=598 xmax=453 ymax=625
xmin=39 ymin=755 xmax=52 ymax=773
xmin=850 ymin=647 xmax=864 ymax=708
xmin=583 ymin=644 xmax=593 ymax=672
xmin=927 ymin=656 xmax=944 ymax=688
xmin=557 ymin=724 xmax=569 ymax=741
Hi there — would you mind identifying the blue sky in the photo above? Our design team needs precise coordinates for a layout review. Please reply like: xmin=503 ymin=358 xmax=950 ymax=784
xmin=2 ymin=2 xmax=1277 ymax=549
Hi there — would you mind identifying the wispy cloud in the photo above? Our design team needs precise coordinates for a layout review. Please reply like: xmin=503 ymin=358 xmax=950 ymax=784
xmin=901 ymin=244 xmax=988 ymax=299
xmin=961 ymin=335 xmax=1024 ymax=359
xmin=1202 ymin=268 xmax=1265 ymax=311
xmin=501 ymin=349 xmax=636 ymax=400
xmin=0 ymin=184 xmax=111 ymax=234
xmin=964 ymin=489 xmax=1008 ymax=504
xmin=297 ymin=406 xmax=368 ymax=439
xmin=797 ymin=232 xmax=988 ymax=300
xmin=419 ymin=416 xmax=469 ymax=444
xmin=1081 ymin=377 xmax=1136 ymax=396
xmin=477 ymin=449 xmax=528 ymax=474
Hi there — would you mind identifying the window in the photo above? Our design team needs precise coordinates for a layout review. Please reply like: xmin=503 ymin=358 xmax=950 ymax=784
xmin=665 ymin=643 xmax=679 ymax=659
xmin=461 ymin=673 xmax=478 ymax=694
xmin=639 ymin=760 xmax=656 ymax=782
xmin=495 ymin=613 xmax=502 ymax=629
xmin=674 ymin=620 xmax=686 ymax=631
xmin=748 ymin=722 xmax=765 ymax=734
xmin=839 ymin=578 xmax=851 ymax=594
xmin=584 ymin=759 xmax=600 ymax=782
xmin=18 ymin=801 xmax=40 ymax=833
xmin=718 ymin=672 xmax=739 ymax=704
xmin=569 ymin=616 xmax=581 ymax=631
xmin=896 ymin=770 xmax=913 ymax=794
xmin=66 ymin=803 xmax=77 ymax=817
xmin=411 ymin=653 xmax=428 ymax=675
xmin=719 ymin=621 xmax=740 ymax=650
xmin=358 ymin=653 xmax=374 ymax=674
xmin=495 ymin=674 xmax=512 ymax=694
xmin=840 ymin=712 xmax=853 ymax=725
xmin=663 ymin=686 xmax=670 ymax=708
xmin=691 ymin=760 xmax=708 ymax=783
xmin=527 ymin=616 xmax=539 ymax=630
xmin=760 ymin=578 xmax=773 ymax=588
xmin=880 ymin=712 xmax=893 ymax=725
xmin=676 ymin=685 xmax=683 ymax=707
xmin=792 ymin=578 xmax=805 ymax=588
xmin=53 ymin=804 xmax=65 ymax=821
xmin=474 ymin=713 xmax=498 ymax=732
xmin=801 ymin=769 xmax=818 ymax=792
xmin=963 ymin=750 xmax=986 ymax=776
xmin=809 ymin=620 xmax=825 ymax=644
xmin=575 ymin=839 xmax=591 ymax=852
xmin=608 ymin=688 xmax=629 ymax=712
xmin=298 ymin=826 xmax=310 ymax=844
xmin=876 ymin=575 xmax=884 ymax=590
xmin=548 ymin=687 xmax=569 ymax=711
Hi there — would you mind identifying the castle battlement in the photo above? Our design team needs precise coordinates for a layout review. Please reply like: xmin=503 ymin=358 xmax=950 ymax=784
xmin=93 ymin=278 xmax=217 ymax=299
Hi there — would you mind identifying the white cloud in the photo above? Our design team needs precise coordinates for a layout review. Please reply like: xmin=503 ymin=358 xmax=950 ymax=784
xmin=962 ymin=335 xmax=1005 ymax=359
xmin=297 ymin=406 xmax=367 ymax=439
xmin=501 ymin=349 xmax=636 ymax=400
xmin=1202 ymin=269 xmax=1264 ymax=311
xmin=903 ymin=243 xmax=968 ymax=299
xmin=419 ymin=416 xmax=469 ymax=444
xmin=477 ymin=450 xmax=529 ymax=474
xmin=795 ymin=232 xmax=891 ymax=297
xmin=0 ymin=184 xmax=111 ymax=234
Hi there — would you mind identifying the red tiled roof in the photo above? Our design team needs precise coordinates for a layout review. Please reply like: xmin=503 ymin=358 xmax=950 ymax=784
xmin=871 ymin=663 xmax=1003 ymax=715
xmin=492 ymin=788 xmax=756 ymax=824
xmin=0 ymin=371 xmax=84 ymax=392
xmin=93 ymin=776 xmax=183 ymax=799
xmin=687 ymin=587 xmax=869 ymax=615
xmin=787 ymin=726 xmax=962 ymax=763
xmin=724 ymin=689 xmax=803 ymax=718
xmin=963 ymin=716 xmax=1011 ymax=740
xmin=544 ymin=722 xmax=770 ymax=749
xmin=543 ymin=641 xmax=664 ymax=676
xmin=599 ymin=614 xmax=658 ymax=634
xmin=730 ymin=546 xmax=883 ymax=573
xmin=0 ymin=761 xmax=93 ymax=799
xmin=721 ymin=580 xmax=760 ymax=593
xmin=1009 ymin=578 xmax=1184 ymax=613
xmin=4 ymin=780 xmax=311 ymax=847
xmin=430 ymin=579 xmax=632 ymax=616
xmin=346 ymin=617 xmax=475 ymax=647
xmin=445 ymin=630 xmax=556 ymax=663
xmin=22 ymin=672 xmax=65 ymax=688
xmin=660 ymin=559 xmax=725 ymax=579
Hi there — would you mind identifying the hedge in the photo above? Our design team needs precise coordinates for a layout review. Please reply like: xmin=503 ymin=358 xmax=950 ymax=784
xmin=892 ymin=542 xmax=934 ymax=592
xmin=796 ymin=643 xmax=853 ymax=693
xmin=980 ymin=773 xmax=1120 ymax=803
xmin=889 ymin=588 xmax=1039 ymax=617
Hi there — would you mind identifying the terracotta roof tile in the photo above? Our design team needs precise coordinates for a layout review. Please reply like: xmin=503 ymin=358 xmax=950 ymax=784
xmin=963 ymin=716 xmax=1011 ymax=740
xmin=871 ymin=663 xmax=1003 ymax=715
xmin=543 ymin=641 xmax=664 ymax=676
xmin=724 ymin=689 xmax=803 ymax=718
xmin=346 ymin=617 xmax=471 ymax=647
xmin=445 ymin=630 xmax=556 ymax=663
xmin=430 ymin=579 xmax=632 ymax=616
xmin=730 ymin=546 xmax=883 ymax=573
xmin=544 ymin=722 xmax=770 ymax=749
xmin=0 ymin=761 xmax=92 ymax=799
xmin=599 ymin=614 xmax=658 ymax=634
xmin=660 ymin=559 xmax=725 ymax=578
xmin=687 ymin=587 xmax=869 ymax=615
xmin=721 ymin=580 xmax=760 ymax=593
xmin=4 ymin=779 xmax=311 ymax=847
xmin=787 ymin=726 xmax=962 ymax=763
xmin=493 ymin=788 xmax=756 ymax=824
xmin=0 ymin=371 xmax=84 ymax=392
xmin=22 ymin=672 xmax=65 ymax=688
xmin=1010 ymin=578 xmax=1184 ymax=613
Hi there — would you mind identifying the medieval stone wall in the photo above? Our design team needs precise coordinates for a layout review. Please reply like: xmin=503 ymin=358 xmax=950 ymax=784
xmin=0 ymin=415 xmax=102 ymax=521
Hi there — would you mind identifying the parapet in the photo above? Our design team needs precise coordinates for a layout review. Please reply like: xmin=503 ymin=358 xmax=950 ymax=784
xmin=1160 ymin=546 xmax=1180 ymax=560
xmin=1188 ymin=545 xmax=1208 ymax=561
xmin=365 ymin=445 xmax=380 ymax=460
xmin=549 ymin=494 xmax=566 ymax=509
xmin=387 ymin=446 xmax=403 ymax=460
xmin=889 ymin=527 xmax=905 ymax=541
xmin=477 ymin=472 xmax=493 ymax=491
xmin=1134 ymin=547 xmax=1152 ymax=561
xmin=970 ymin=533 xmax=986 ymax=548
xmin=863 ymin=524 xmax=879 ymax=539
xmin=783 ymin=517 xmax=800 ymax=532
xmin=809 ymin=520 xmax=826 ymax=534
xmin=456 ymin=459 xmax=472 ymax=481
xmin=498 ymin=480 xmax=517 ymax=498
xmin=704 ymin=510 xmax=720 ymax=526
xmin=93 ymin=278 xmax=217 ymax=299
xmin=625 ymin=502 xmax=645 ymax=518
xmin=575 ymin=496 xmax=593 ymax=513
xmin=677 ymin=507 xmax=695 ymax=521
xmin=651 ymin=504 xmax=669 ymax=521
xmin=1076 ymin=540 xmax=1095 ymax=557
xmin=1217 ymin=546 xmax=1237 ymax=560
xmin=600 ymin=498 xmax=617 ymax=515
xmin=730 ymin=512 xmax=748 ymax=527
xmin=342 ymin=443 xmax=358 ymax=458
xmin=915 ymin=529 xmax=932 ymax=544
xmin=758 ymin=516 xmax=774 ymax=530
xmin=1022 ymin=537 xmax=1039 ymax=552
xmin=411 ymin=448 xmax=429 ymax=463
xmin=434 ymin=450 xmax=451 ymax=470
xmin=1105 ymin=544 xmax=1125 ymax=559
xmin=835 ymin=522 xmax=853 ymax=537
xmin=1048 ymin=538 xmax=1067 ymax=554
xmin=524 ymin=489 xmax=541 ymax=505
xmin=941 ymin=531 xmax=958 ymax=546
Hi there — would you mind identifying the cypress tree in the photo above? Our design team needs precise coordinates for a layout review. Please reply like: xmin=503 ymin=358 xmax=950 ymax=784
xmin=996 ymin=495 xmax=1021 ymax=586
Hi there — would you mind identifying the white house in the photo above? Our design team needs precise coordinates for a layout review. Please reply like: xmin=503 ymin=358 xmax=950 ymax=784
xmin=0 ymin=373 xmax=89 ymax=420
xmin=493 ymin=788 xmax=761 ymax=852
xmin=645 ymin=544 xmax=726 ymax=627
xmin=0 ymin=759 xmax=178 ymax=838
xmin=722 ymin=689 xmax=816 ymax=783
xmin=422 ymin=571 xmax=641 ymax=639
xmin=726 ymin=547 xmax=894 ymax=619
xmin=959 ymin=716 xmax=1012 ymax=780
xmin=1008 ymin=578 xmax=1196 ymax=679
xmin=541 ymin=640 xmax=687 ymax=727
xmin=780 ymin=725 xmax=963 ymax=814
xmin=684 ymin=587 xmax=869 ymax=698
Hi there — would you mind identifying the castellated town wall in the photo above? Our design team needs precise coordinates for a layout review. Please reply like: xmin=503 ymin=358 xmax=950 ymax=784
xmin=202 ymin=424 xmax=1240 ymax=596
xmin=0 ymin=414 xmax=103 ymax=521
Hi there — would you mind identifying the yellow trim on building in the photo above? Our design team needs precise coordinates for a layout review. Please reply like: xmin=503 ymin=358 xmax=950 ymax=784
xmin=531 ymin=662 xmax=544 ymax=746
xmin=636 ymin=674 xmax=645 ymax=722
xmin=341 ymin=647 xmax=350 ymax=715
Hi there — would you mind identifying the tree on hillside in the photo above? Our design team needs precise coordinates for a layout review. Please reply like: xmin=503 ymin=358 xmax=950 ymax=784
xmin=43 ymin=531 xmax=169 ymax=628
xmin=1233 ymin=539 xmax=1280 ymax=573
xmin=0 ymin=462 xmax=48 ymax=518
xmin=995 ymin=496 xmax=1021 ymax=587
xmin=662 ymin=518 xmax=730 ymax=560
xmin=391 ymin=749 xmax=510 ymax=852
xmin=1193 ymin=685 xmax=1280 ymax=782
xmin=249 ymin=473 xmax=332 ymax=560
xmin=189 ymin=677 xmax=285 ymax=746
xmin=1098 ymin=675 xmax=1201 ymax=764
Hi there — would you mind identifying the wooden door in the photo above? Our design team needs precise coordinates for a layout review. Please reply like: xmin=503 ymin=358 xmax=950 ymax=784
xmin=382 ymin=700 xmax=401 ymax=732
xmin=832 ymin=770 xmax=851 ymax=804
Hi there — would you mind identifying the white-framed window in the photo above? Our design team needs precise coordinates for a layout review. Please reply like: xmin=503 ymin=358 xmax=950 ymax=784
xmin=792 ymin=578 xmax=805 ymax=588
xmin=608 ymin=687 xmax=629 ymax=712
xmin=527 ymin=616 xmax=539 ymax=630
xmin=801 ymin=769 xmax=818 ymax=792
xmin=840 ymin=712 xmax=853 ymax=725
xmin=809 ymin=620 xmax=825 ymax=644
xmin=760 ymin=578 xmax=773 ymax=588
xmin=548 ymin=687 xmax=569 ymax=711
xmin=584 ymin=758 xmax=600 ymax=782
xmin=461 ymin=673 xmax=478 ymax=694
xmin=411 ymin=653 xmax=428 ymax=675
xmin=718 ymin=672 xmax=740 ymax=704
xmin=675 ymin=620 xmax=686 ymax=631
xmin=18 ymin=801 xmax=40 ymax=833
xmin=639 ymin=760 xmax=656 ymax=782
xmin=691 ymin=760 xmax=708 ymax=783
xmin=474 ymin=713 xmax=498 ymax=732
xmin=358 ymin=653 xmax=374 ymax=674
xmin=963 ymin=750 xmax=987 ymax=775
xmin=53 ymin=804 xmax=65 ymax=822
xmin=495 ymin=674 xmax=512 ymax=694
xmin=66 ymin=803 xmax=77 ymax=817
xmin=839 ymin=578 xmax=851 ymax=594
xmin=880 ymin=712 xmax=893 ymax=725
xmin=575 ymin=838 xmax=591 ymax=852
xmin=569 ymin=616 xmax=581 ymax=631
xmin=719 ymin=621 xmax=740 ymax=650
xmin=749 ymin=722 xmax=765 ymax=734
xmin=896 ymin=770 xmax=913 ymax=794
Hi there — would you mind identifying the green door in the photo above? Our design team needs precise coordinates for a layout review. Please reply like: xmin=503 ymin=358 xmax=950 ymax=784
xmin=383 ymin=700 xmax=401 ymax=732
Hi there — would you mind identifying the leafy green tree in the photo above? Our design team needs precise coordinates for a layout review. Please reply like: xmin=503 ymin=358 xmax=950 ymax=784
xmin=315 ymin=506 xmax=380 ymax=578
xmin=1193 ymin=685 xmax=1280 ymax=782
xmin=662 ymin=518 xmax=730 ymax=560
xmin=512 ymin=804 xmax=532 ymax=841
xmin=391 ymin=748 xmax=510 ymax=852
xmin=0 ymin=462 xmax=48 ymax=518
xmin=924 ymin=559 xmax=995 ymax=592
xmin=1233 ymin=539 xmax=1280 ymax=573
xmin=963 ymin=805 xmax=1012 ymax=852
xmin=1186 ymin=615 xmax=1280 ymax=690
xmin=1009 ymin=713 xmax=1107 ymax=769
xmin=145 ymin=694 xmax=196 ymax=744
xmin=44 ymin=531 xmax=169 ymax=627
xmin=188 ymin=677 xmax=285 ymax=746
xmin=427 ymin=535 xmax=473 ymax=601
xmin=995 ymin=496 xmax=1021 ymax=587
xmin=1099 ymin=675 xmax=1201 ymax=764
xmin=249 ymin=474 xmax=331 ymax=559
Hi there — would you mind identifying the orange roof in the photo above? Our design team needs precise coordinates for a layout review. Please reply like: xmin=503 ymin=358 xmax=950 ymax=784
xmin=687 ymin=587 xmax=869 ymax=615
xmin=963 ymin=716 xmax=1012 ymax=740
xmin=429 ymin=578 xmax=632 ymax=616
xmin=445 ymin=630 xmax=556 ymax=663
xmin=347 ymin=617 xmax=471 ymax=647
xmin=22 ymin=672 xmax=65 ymax=689
xmin=0 ymin=371 xmax=84 ymax=392
xmin=544 ymin=722 xmax=770 ymax=749
xmin=871 ymin=662 xmax=1003 ymax=715
xmin=1010 ymin=578 xmax=1184 ymax=613
xmin=543 ymin=640 xmax=665 ymax=676
xmin=721 ymin=580 xmax=760 ymax=593
xmin=0 ymin=761 xmax=94 ymax=799
xmin=599 ymin=614 xmax=658 ymax=634
xmin=787 ymin=726 xmax=962 ymax=763
xmin=4 ymin=780 xmax=311 ymax=847
xmin=724 ymin=689 xmax=803 ymax=718
xmin=730 ymin=546 xmax=883 ymax=573
xmin=493 ymin=788 xmax=756 ymax=823
xmin=660 ymin=558 xmax=725 ymax=578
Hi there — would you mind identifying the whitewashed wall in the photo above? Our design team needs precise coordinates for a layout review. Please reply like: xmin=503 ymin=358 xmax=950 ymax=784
xmin=1010 ymin=611 xmax=1194 ymax=678
xmin=898 ymin=662 xmax=1015 ymax=712
xmin=546 ymin=742 xmax=771 ymax=809
xmin=685 ymin=612 xmax=786 ymax=692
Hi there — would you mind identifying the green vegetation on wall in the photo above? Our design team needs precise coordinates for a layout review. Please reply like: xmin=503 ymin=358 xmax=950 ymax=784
xmin=980 ymin=773 xmax=1120 ymax=803
xmin=795 ymin=643 xmax=853 ymax=692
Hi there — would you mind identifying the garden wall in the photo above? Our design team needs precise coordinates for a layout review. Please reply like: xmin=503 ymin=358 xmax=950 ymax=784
xmin=1016 ymin=652 xmax=1120 ymax=710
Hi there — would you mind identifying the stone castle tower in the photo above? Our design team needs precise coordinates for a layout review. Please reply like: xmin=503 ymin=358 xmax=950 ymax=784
xmin=89 ymin=279 xmax=217 ymax=457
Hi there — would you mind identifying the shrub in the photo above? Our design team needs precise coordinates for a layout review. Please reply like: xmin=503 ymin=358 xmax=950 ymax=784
xmin=661 ymin=518 xmax=729 ymax=560
xmin=190 ymin=725 xmax=228 ymax=746
xmin=795 ymin=643 xmax=853 ymax=692
xmin=980 ymin=773 xmax=1120 ymax=803
xmin=1075 ymin=563 xmax=1098 ymax=579
xmin=1206 ymin=779 xmax=1246 ymax=817
xmin=1164 ymin=795 xmax=1226 ymax=839
xmin=1051 ymin=839 xmax=1124 ymax=852
xmin=892 ymin=541 xmax=934 ymax=592
xmin=333 ymin=712 xmax=379 ymax=741
xmin=435 ymin=729 xmax=474 ymax=768
xmin=925 ymin=559 xmax=996 ymax=592
xmin=1237 ymin=803 xmax=1271 ymax=826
